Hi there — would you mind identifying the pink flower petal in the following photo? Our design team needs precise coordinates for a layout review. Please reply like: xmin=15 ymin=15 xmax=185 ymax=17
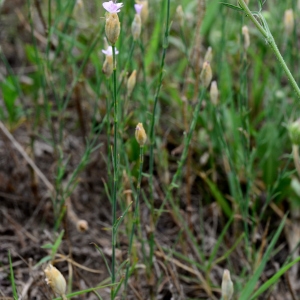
xmin=134 ymin=4 xmax=143 ymax=15
xmin=102 ymin=46 xmax=119 ymax=56
xmin=103 ymin=1 xmax=123 ymax=13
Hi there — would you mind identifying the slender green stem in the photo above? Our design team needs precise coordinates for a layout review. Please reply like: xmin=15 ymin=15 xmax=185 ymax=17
xmin=156 ymin=88 xmax=207 ymax=263
xmin=238 ymin=0 xmax=300 ymax=98
xmin=117 ymin=40 xmax=135 ymax=94
xmin=27 ymin=0 xmax=56 ymax=148
xmin=46 ymin=0 xmax=52 ymax=68
xmin=122 ymin=146 xmax=144 ymax=299
xmin=238 ymin=0 xmax=267 ymax=38
xmin=111 ymin=45 xmax=118 ymax=300
xmin=139 ymin=40 xmax=149 ymax=123
xmin=239 ymin=13 xmax=251 ymax=258
xmin=148 ymin=0 xmax=171 ymax=271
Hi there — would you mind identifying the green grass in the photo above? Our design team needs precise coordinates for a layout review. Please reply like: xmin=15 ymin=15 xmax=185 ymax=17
xmin=1 ymin=0 xmax=300 ymax=298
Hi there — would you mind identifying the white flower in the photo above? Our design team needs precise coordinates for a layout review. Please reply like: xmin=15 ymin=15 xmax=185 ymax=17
xmin=134 ymin=4 xmax=143 ymax=15
xmin=103 ymin=1 xmax=123 ymax=13
xmin=102 ymin=46 xmax=119 ymax=56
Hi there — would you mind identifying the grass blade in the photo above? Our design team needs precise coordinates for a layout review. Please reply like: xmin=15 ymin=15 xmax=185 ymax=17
xmin=239 ymin=214 xmax=287 ymax=299
xmin=8 ymin=251 xmax=18 ymax=300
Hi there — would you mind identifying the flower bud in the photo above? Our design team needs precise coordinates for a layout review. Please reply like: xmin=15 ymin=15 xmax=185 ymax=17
xmin=221 ymin=269 xmax=233 ymax=300
xmin=288 ymin=119 xmax=300 ymax=145
xmin=242 ymin=25 xmax=250 ymax=50
xmin=284 ymin=9 xmax=294 ymax=36
xmin=136 ymin=0 xmax=148 ymax=24
xmin=204 ymin=47 xmax=213 ymax=64
xmin=74 ymin=0 xmax=88 ymax=29
xmin=102 ymin=55 xmax=113 ymax=77
xmin=105 ymin=12 xmax=120 ymax=45
xmin=127 ymin=70 xmax=137 ymax=96
xmin=200 ymin=61 xmax=212 ymax=88
xmin=135 ymin=123 xmax=147 ymax=146
xmin=44 ymin=264 xmax=67 ymax=297
xmin=132 ymin=14 xmax=142 ymax=40
xmin=210 ymin=81 xmax=219 ymax=106
xmin=176 ymin=5 xmax=184 ymax=27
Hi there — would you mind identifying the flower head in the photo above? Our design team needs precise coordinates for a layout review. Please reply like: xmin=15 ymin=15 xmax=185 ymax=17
xmin=221 ymin=269 xmax=233 ymax=300
xmin=44 ymin=264 xmax=66 ymax=296
xmin=288 ymin=119 xmax=300 ymax=145
xmin=134 ymin=4 xmax=143 ymax=15
xmin=102 ymin=46 xmax=119 ymax=56
xmin=135 ymin=123 xmax=147 ymax=146
xmin=103 ymin=1 xmax=123 ymax=13
xmin=200 ymin=61 xmax=212 ymax=88
xmin=132 ymin=14 xmax=142 ymax=40
xmin=284 ymin=9 xmax=294 ymax=36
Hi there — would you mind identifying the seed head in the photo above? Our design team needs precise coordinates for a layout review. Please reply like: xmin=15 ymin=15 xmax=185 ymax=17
xmin=132 ymin=14 xmax=142 ymax=40
xmin=44 ymin=264 xmax=66 ymax=297
xmin=200 ymin=62 xmax=212 ymax=88
xmin=210 ymin=81 xmax=219 ymax=106
xmin=176 ymin=5 xmax=184 ymax=27
xmin=284 ymin=9 xmax=294 ymax=36
xmin=105 ymin=13 xmax=120 ymax=45
xmin=221 ymin=269 xmax=233 ymax=300
xmin=102 ymin=55 xmax=114 ymax=77
xmin=204 ymin=47 xmax=213 ymax=64
xmin=135 ymin=123 xmax=147 ymax=146
xmin=288 ymin=119 xmax=300 ymax=145
xmin=127 ymin=70 xmax=137 ymax=96
xmin=242 ymin=25 xmax=250 ymax=50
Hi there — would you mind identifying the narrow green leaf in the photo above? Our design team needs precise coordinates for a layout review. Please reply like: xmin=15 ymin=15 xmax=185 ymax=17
xmin=92 ymin=243 xmax=112 ymax=277
xmin=41 ymin=243 xmax=54 ymax=249
xmin=113 ymin=202 xmax=133 ymax=231
xmin=200 ymin=173 xmax=232 ymax=217
xmin=239 ymin=215 xmax=287 ymax=299
xmin=51 ymin=230 xmax=65 ymax=260
xmin=250 ymin=256 xmax=300 ymax=299
xmin=53 ymin=283 xmax=118 ymax=299
xmin=8 ymin=251 xmax=18 ymax=300
xmin=34 ymin=255 xmax=52 ymax=268
xmin=206 ymin=216 xmax=233 ymax=271
xmin=220 ymin=2 xmax=243 ymax=12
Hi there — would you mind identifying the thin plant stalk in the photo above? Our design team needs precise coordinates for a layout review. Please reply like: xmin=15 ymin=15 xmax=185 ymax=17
xmin=148 ymin=0 xmax=171 ymax=273
xmin=156 ymin=88 xmax=207 ymax=263
xmin=111 ymin=44 xmax=119 ymax=299
xmin=117 ymin=40 xmax=136 ymax=94
xmin=238 ymin=0 xmax=300 ymax=98
xmin=122 ymin=145 xmax=145 ymax=299
xmin=138 ymin=41 xmax=148 ymax=123
xmin=239 ymin=15 xmax=251 ymax=259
